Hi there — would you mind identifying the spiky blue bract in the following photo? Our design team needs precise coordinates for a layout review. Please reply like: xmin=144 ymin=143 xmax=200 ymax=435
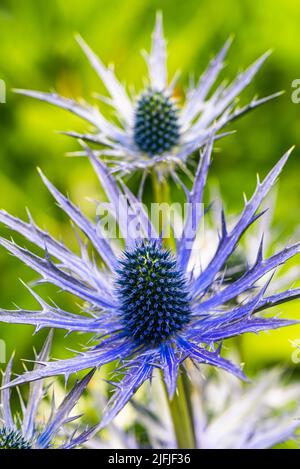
xmin=0 ymin=139 xmax=299 ymax=430
xmin=13 ymin=13 xmax=280 ymax=177
xmin=0 ymin=335 xmax=96 ymax=449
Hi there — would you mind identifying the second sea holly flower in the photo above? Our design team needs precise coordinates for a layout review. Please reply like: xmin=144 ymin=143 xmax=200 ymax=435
xmin=14 ymin=13 xmax=279 ymax=177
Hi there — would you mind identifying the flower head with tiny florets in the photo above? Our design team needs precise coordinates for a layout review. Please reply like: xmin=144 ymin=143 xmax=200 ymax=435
xmin=133 ymin=89 xmax=180 ymax=157
xmin=116 ymin=240 xmax=191 ymax=345
xmin=13 ymin=13 xmax=280 ymax=178
xmin=0 ymin=428 xmax=32 ymax=450
xmin=0 ymin=139 xmax=299 ymax=430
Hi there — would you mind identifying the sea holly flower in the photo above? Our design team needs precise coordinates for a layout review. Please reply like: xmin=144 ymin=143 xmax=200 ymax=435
xmin=0 ymin=139 xmax=299 ymax=430
xmin=14 ymin=13 xmax=279 ymax=177
xmin=0 ymin=333 xmax=96 ymax=449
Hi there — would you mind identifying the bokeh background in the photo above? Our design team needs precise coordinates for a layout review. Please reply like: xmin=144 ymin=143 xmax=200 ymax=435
xmin=0 ymin=0 xmax=300 ymax=381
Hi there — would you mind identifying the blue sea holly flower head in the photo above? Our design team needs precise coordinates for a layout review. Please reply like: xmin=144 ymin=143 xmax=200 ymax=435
xmin=0 ymin=139 xmax=300 ymax=428
xmin=14 ymin=12 xmax=280 ymax=178
xmin=0 ymin=333 xmax=96 ymax=449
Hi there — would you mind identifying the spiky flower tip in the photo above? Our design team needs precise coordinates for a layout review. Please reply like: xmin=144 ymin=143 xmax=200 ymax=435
xmin=133 ymin=89 xmax=180 ymax=156
xmin=116 ymin=240 xmax=191 ymax=345
xmin=0 ymin=428 xmax=32 ymax=450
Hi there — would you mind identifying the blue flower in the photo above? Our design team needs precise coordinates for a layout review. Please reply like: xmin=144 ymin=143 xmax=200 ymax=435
xmin=13 ymin=13 xmax=279 ymax=176
xmin=0 ymin=333 xmax=96 ymax=449
xmin=0 ymin=140 xmax=299 ymax=428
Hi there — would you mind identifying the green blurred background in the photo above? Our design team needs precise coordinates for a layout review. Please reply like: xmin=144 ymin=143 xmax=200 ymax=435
xmin=0 ymin=0 xmax=300 ymax=377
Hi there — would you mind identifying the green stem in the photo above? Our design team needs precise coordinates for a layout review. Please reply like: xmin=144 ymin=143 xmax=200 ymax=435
xmin=162 ymin=369 xmax=196 ymax=449
xmin=151 ymin=170 xmax=162 ymax=206
xmin=151 ymin=171 xmax=175 ymax=250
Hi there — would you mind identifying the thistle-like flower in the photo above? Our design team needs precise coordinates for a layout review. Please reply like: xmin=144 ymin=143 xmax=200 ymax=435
xmin=0 ymin=140 xmax=299 ymax=428
xmin=14 ymin=13 xmax=279 ymax=177
xmin=0 ymin=334 xmax=95 ymax=449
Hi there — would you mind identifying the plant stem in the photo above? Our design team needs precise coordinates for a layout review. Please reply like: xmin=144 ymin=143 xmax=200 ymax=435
xmin=151 ymin=170 xmax=162 ymax=206
xmin=151 ymin=171 xmax=176 ymax=250
xmin=163 ymin=368 xmax=196 ymax=449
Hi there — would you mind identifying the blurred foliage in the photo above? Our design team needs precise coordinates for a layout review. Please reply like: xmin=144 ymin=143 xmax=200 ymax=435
xmin=0 ymin=0 xmax=300 ymax=379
